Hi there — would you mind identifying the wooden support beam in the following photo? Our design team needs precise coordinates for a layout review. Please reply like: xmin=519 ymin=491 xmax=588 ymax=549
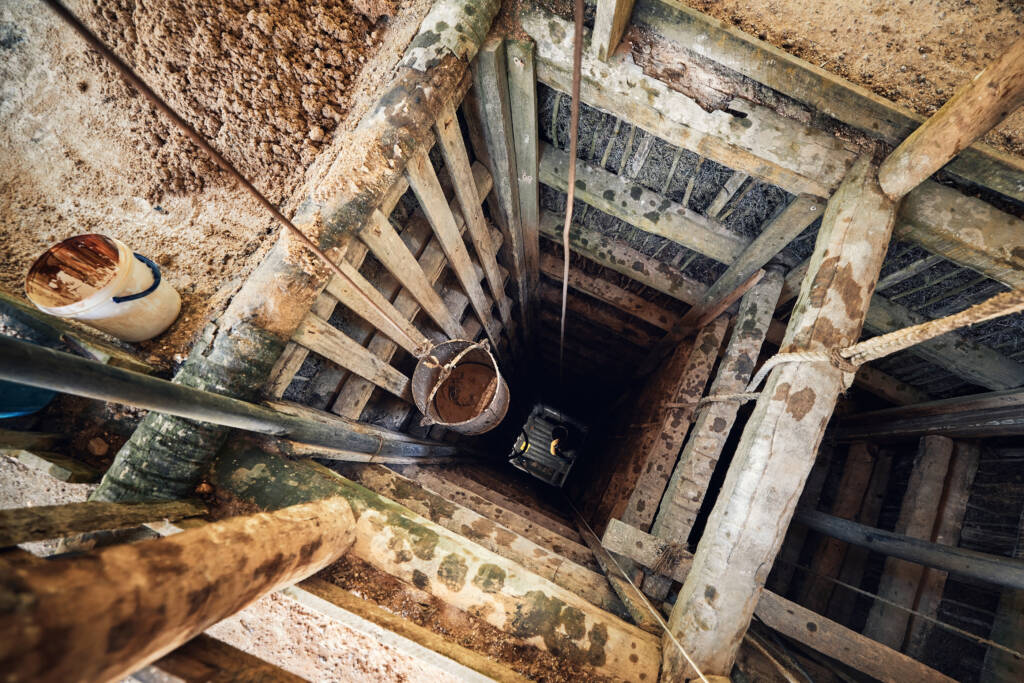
xmin=798 ymin=442 xmax=876 ymax=613
xmin=506 ymin=39 xmax=541 ymax=313
xmin=837 ymin=387 xmax=1024 ymax=440
xmin=3 ymin=449 xmax=98 ymax=483
xmin=292 ymin=314 xmax=412 ymax=400
xmin=631 ymin=0 xmax=1024 ymax=203
xmin=359 ymin=210 xmax=466 ymax=339
xmin=539 ymin=143 xmax=749 ymax=264
xmin=539 ymin=210 xmax=705 ymax=305
xmin=868 ymin=435 xmax=952 ymax=648
xmin=905 ymin=441 xmax=980 ymax=658
xmin=435 ymin=99 xmax=512 ymax=327
xmin=652 ymin=269 xmax=785 ymax=543
xmin=472 ymin=37 xmax=531 ymax=336
xmin=406 ymin=151 xmax=502 ymax=350
xmin=878 ymin=37 xmax=1024 ymax=200
xmin=538 ymin=283 xmax=658 ymax=348
xmin=338 ymin=464 xmax=627 ymax=617
xmin=0 ymin=496 xmax=356 ymax=682
xmin=150 ymin=634 xmax=306 ymax=683
xmin=331 ymin=163 xmax=494 ymax=420
xmin=621 ymin=316 xmax=728 ymax=530
xmin=213 ymin=448 xmax=662 ymax=682
xmin=768 ymin=448 xmax=832 ymax=597
xmin=983 ymin=506 xmax=1024 ymax=682
xmin=592 ymin=0 xmax=636 ymax=61
xmin=666 ymin=154 xmax=897 ymax=678
xmin=602 ymin=518 xmax=693 ymax=584
xmin=539 ymin=252 xmax=675 ymax=330
xmin=707 ymin=171 xmax=749 ymax=218
xmin=0 ymin=500 xmax=205 ymax=547
xmin=755 ymin=591 xmax=956 ymax=683
xmin=523 ymin=8 xmax=856 ymax=198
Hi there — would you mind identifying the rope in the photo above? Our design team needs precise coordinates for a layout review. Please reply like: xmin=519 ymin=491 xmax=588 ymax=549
xmin=559 ymin=0 xmax=584 ymax=387
xmin=699 ymin=287 xmax=1024 ymax=409
xmin=780 ymin=559 xmax=1024 ymax=661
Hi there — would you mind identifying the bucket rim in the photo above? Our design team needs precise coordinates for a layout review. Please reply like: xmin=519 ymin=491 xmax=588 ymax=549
xmin=413 ymin=339 xmax=508 ymax=430
xmin=25 ymin=234 xmax=135 ymax=316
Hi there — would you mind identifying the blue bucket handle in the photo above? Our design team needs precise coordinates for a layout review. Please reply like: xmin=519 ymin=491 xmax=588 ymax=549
xmin=112 ymin=253 xmax=162 ymax=304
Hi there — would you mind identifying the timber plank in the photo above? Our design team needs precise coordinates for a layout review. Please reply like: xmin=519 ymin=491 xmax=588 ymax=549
xmin=592 ymin=0 xmax=636 ymax=61
xmin=151 ymin=634 xmax=307 ymax=683
xmin=5 ymin=449 xmax=98 ymax=484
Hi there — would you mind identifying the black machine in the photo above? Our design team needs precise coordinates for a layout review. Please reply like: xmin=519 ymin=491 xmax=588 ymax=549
xmin=508 ymin=404 xmax=587 ymax=487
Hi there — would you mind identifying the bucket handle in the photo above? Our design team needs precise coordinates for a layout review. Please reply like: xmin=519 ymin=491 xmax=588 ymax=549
xmin=424 ymin=340 xmax=489 ymax=413
xmin=112 ymin=253 xmax=162 ymax=304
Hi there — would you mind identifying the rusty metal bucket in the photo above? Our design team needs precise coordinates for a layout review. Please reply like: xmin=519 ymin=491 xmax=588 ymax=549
xmin=412 ymin=339 xmax=509 ymax=435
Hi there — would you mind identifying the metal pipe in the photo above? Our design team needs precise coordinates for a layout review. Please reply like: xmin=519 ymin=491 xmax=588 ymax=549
xmin=795 ymin=508 xmax=1024 ymax=590
xmin=0 ymin=335 xmax=459 ymax=459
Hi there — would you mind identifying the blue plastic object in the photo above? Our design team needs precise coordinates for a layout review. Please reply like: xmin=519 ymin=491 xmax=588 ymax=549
xmin=0 ymin=379 xmax=55 ymax=418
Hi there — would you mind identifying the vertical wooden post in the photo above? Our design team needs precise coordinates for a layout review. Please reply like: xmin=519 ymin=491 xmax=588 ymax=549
xmin=799 ymin=442 xmax=876 ymax=614
xmin=472 ymin=37 xmax=531 ymax=340
xmin=664 ymin=153 xmax=897 ymax=678
xmin=0 ymin=497 xmax=356 ymax=682
xmin=592 ymin=0 xmax=636 ymax=61
xmin=863 ymin=435 xmax=953 ymax=649
xmin=983 ymin=505 xmax=1024 ymax=682
xmin=652 ymin=268 xmax=785 ymax=544
xmin=905 ymin=440 xmax=980 ymax=657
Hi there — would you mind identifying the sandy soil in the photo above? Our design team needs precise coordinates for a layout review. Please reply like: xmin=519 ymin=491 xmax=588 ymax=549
xmin=680 ymin=0 xmax=1024 ymax=156
xmin=0 ymin=455 xmax=95 ymax=555
xmin=0 ymin=0 xmax=430 ymax=359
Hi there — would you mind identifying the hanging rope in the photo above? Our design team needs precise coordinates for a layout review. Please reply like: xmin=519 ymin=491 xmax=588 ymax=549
xmin=41 ymin=0 xmax=429 ymax=357
xmin=559 ymin=0 xmax=585 ymax=386
xmin=698 ymin=287 xmax=1024 ymax=409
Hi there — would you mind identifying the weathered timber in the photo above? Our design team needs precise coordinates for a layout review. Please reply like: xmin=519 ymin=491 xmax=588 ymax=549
xmin=539 ymin=253 xmax=675 ymax=330
xmin=602 ymin=518 xmax=693 ymax=584
xmin=539 ymin=143 xmax=748 ymax=264
xmin=797 ymin=507 xmax=1024 ymax=592
xmin=293 ymin=580 xmax=524 ymax=682
xmin=212 ymin=447 xmax=662 ymax=682
xmin=4 ymin=449 xmax=98 ymax=483
xmin=539 ymin=210 xmax=705 ymax=305
xmin=0 ymin=337 xmax=461 ymax=466
xmin=879 ymin=37 xmax=1024 ymax=199
xmin=865 ymin=435 xmax=952 ymax=648
xmin=665 ymin=154 xmax=896 ymax=677
xmin=651 ymin=269 xmax=784 ymax=543
xmin=876 ymin=255 xmax=945 ymax=293
xmin=358 ymin=209 xmax=466 ymax=338
xmin=292 ymin=313 xmax=412 ymax=399
xmin=0 ymin=499 xmax=205 ymax=547
xmin=905 ymin=441 xmax=980 ymax=658
xmin=755 ymin=591 xmax=956 ymax=683
xmin=406 ymin=151 xmax=502 ymax=349
xmin=853 ymin=365 xmax=931 ymax=406
xmin=621 ymin=316 xmax=728 ymax=530
xmin=331 ymin=163 xmax=493 ymax=420
xmin=0 ymin=287 xmax=153 ymax=374
xmin=630 ymin=0 xmax=1024 ymax=203
xmin=400 ymin=465 xmax=595 ymax=567
xmin=983 ymin=507 xmax=1024 ymax=683
xmin=150 ymin=633 xmax=306 ymax=683
xmin=592 ymin=338 xmax=695 ymax=532
xmin=0 ymin=496 xmax=356 ymax=682
xmin=506 ymin=39 xmax=542 ymax=313
xmin=89 ymin=0 xmax=500 ymax=502
xmin=864 ymin=293 xmax=1024 ymax=391
xmin=570 ymin=506 xmax=662 ymax=634
xmin=798 ymin=443 xmax=875 ymax=614
xmin=522 ymin=7 xmax=856 ymax=197
xmin=435 ymin=100 xmax=511 ymax=326
xmin=592 ymin=0 xmax=636 ymax=61
xmin=768 ymin=448 xmax=832 ymax=597
xmin=472 ymin=37 xmax=530 ymax=335
xmin=837 ymin=387 xmax=1024 ymax=440
xmin=337 ymin=463 xmax=627 ymax=616
xmin=538 ymin=283 xmax=658 ymax=348
xmin=0 ymin=429 xmax=62 ymax=451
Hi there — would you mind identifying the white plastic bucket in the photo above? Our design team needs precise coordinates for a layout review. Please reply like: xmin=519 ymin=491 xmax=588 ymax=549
xmin=25 ymin=234 xmax=181 ymax=342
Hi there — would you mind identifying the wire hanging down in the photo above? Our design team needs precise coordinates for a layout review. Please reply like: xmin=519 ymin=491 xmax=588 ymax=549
xmin=558 ymin=0 xmax=585 ymax=385
xmin=39 ymin=0 xmax=427 ymax=357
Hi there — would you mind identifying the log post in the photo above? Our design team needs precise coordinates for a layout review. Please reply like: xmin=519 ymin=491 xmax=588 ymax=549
xmin=0 ymin=497 xmax=357 ymax=682
xmin=664 ymin=153 xmax=896 ymax=678
xmin=878 ymin=36 xmax=1024 ymax=200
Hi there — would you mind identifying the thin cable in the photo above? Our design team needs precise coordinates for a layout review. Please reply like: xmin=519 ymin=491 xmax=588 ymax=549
xmin=782 ymin=559 xmax=1024 ymax=661
xmin=568 ymin=501 xmax=711 ymax=683
xmin=559 ymin=0 xmax=584 ymax=386
xmin=41 ymin=0 xmax=426 ymax=356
